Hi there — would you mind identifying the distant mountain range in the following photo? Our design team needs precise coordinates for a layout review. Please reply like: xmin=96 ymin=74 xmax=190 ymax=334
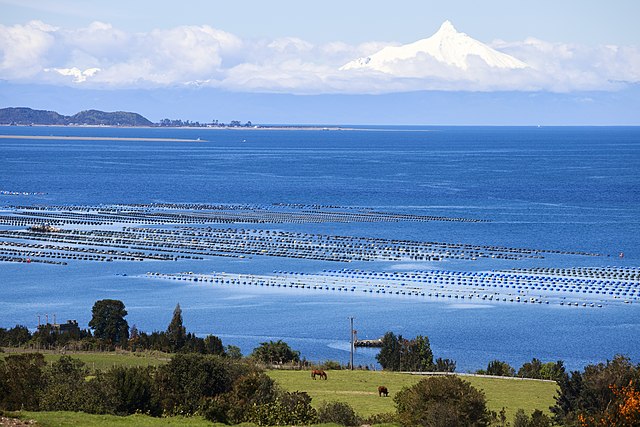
xmin=0 ymin=107 xmax=154 ymax=126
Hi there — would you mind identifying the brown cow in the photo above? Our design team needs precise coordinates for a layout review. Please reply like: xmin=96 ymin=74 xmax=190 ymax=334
xmin=378 ymin=385 xmax=389 ymax=397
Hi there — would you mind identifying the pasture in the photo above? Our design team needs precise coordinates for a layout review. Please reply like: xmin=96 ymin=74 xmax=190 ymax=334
xmin=268 ymin=369 xmax=558 ymax=420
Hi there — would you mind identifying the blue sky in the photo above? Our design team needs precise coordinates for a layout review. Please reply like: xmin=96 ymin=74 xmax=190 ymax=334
xmin=1 ymin=0 xmax=639 ymax=124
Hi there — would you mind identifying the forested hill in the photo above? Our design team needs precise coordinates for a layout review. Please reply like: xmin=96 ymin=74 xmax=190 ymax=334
xmin=0 ymin=107 xmax=154 ymax=126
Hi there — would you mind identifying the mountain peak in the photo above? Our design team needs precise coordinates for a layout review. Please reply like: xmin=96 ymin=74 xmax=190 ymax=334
xmin=436 ymin=20 xmax=458 ymax=35
xmin=340 ymin=21 xmax=527 ymax=74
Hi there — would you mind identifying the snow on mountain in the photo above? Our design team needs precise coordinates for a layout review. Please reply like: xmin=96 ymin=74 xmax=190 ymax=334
xmin=340 ymin=21 xmax=527 ymax=74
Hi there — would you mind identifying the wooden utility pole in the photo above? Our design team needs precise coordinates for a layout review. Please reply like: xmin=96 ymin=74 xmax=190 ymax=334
xmin=349 ymin=316 xmax=354 ymax=370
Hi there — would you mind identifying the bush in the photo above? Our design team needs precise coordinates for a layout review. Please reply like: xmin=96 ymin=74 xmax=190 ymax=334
xmin=363 ymin=412 xmax=397 ymax=425
xmin=513 ymin=409 xmax=552 ymax=427
xmin=154 ymin=353 xmax=248 ymax=415
xmin=40 ymin=356 xmax=88 ymax=411
xmin=319 ymin=360 xmax=343 ymax=370
xmin=104 ymin=366 xmax=159 ymax=416
xmin=224 ymin=372 xmax=279 ymax=423
xmin=251 ymin=340 xmax=300 ymax=365
xmin=0 ymin=353 xmax=46 ymax=410
xmin=246 ymin=391 xmax=317 ymax=426
xmin=317 ymin=401 xmax=362 ymax=426
xmin=394 ymin=375 xmax=492 ymax=427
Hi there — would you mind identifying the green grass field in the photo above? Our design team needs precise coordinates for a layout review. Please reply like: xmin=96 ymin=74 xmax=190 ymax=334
xmin=267 ymin=369 xmax=557 ymax=421
xmin=1 ymin=350 xmax=558 ymax=425
xmin=7 ymin=412 xmax=349 ymax=427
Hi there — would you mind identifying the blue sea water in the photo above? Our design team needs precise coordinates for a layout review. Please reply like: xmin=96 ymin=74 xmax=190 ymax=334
xmin=0 ymin=125 xmax=639 ymax=371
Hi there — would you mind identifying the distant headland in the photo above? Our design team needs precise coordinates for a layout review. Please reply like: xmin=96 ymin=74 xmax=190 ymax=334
xmin=0 ymin=107 xmax=259 ymax=128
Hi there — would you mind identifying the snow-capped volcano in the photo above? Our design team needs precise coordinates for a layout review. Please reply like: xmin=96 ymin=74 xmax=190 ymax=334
xmin=341 ymin=21 xmax=527 ymax=74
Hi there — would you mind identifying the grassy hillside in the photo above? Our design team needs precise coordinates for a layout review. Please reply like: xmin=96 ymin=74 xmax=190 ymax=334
xmin=268 ymin=369 xmax=557 ymax=420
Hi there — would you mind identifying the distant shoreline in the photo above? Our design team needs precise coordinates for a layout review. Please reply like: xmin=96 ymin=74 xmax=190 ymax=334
xmin=0 ymin=135 xmax=205 ymax=142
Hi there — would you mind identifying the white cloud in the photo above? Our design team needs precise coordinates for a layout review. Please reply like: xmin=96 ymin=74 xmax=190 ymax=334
xmin=0 ymin=20 xmax=56 ymax=78
xmin=0 ymin=20 xmax=638 ymax=94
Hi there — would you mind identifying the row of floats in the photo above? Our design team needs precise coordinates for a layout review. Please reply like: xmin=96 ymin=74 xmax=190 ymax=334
xmin=145 ymin=266 xmax=640 ymax=307
xmin=0 ymin=221 xmax=585 ymax=265
xmin=1 ymin=202 xmax=487 ymax=227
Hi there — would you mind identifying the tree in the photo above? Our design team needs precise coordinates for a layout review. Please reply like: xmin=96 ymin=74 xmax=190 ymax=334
xmin=0 ymin=353 xmax=46 ymax=410
xmin=204 ymin=335 xmax=225 ymax=355
xmin=154 ymin=353 xmax=245 ymax=415
xmin=89 ymin=299 xmax=129 ymax=346
xmin=251 ymin=340 xmax=300 ymax=365
xmin=482 ymin=360 xmax=515 ymax=377
xmin=435 ymin=357 xmax=457 ymax=373
xmin=394 ymin=375 xmax=492 ymax=427
xmin=167 ymin=303 xmax=187 ymax=352
xmin=377 ymin=332 xmax=436 ymax=372
xmin=403 ymin=335 xmax=435 ymax=372
xmin=552 ymin=355 xmax=640 ymax=426
xmin=377 ymin=331 xmax=401 ymax=371
xmin=105 ymin=366 xmax=159 ymax=416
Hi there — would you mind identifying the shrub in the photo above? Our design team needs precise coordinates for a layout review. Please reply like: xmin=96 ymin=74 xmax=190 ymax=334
xmin=251 ymin=340 xmax=300 ymax=365
xmin=104 ymin=366 xmax=159 ymax=415
xmin=394 ymin=375 xmax=492 ymax=427
xmin=40 ymin=356 xmax=88 ymax=411
xmin=319 ymin=360 xmax=343 ymax=370
xmin=154 ymin=353 xmax=248 ymax=415
xmin=0 ymin=353 xmax=45 ymax=410
xmin=317 ymin=401 xmax=362 ymax=426
xmin=513 ymin=409 xmax=552 ymax=427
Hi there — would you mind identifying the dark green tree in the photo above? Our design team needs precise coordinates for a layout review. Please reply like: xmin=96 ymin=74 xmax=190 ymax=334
xmin=376 ymin=331 xmax=401 ymax=371
xmin=518 ymin=358 xmax=543 ymax=378
xmin=377 ymin=332 xmax=437 ymax=372
xmin=435 ymin=357 xmax=457 ymax=372
xmin=394 ymin=375 xmax=492 ymax=427
xmin=167 ymin=303 xmax=187 ymax=352
xmin=105 ymin=366 xmax=159 ymax=415
xmin=482 ymin=360 xmax=515 ymax=377
xmin=154 ymin=353 xmax=245 ymax=415
xmin=88 ymin=299 xmax=129 ymax=346
xmin=204 ymin=335 xmax=225 ymax=355
xmin=403 ymin=335 xmax=435 ymax=372
xmin=226 ymin=345 xmax=243 ymax=359
xmin=251 ymin=340 xmax=300 ymax=365
xmin=0 ymin=353 xmax=46 ymax=410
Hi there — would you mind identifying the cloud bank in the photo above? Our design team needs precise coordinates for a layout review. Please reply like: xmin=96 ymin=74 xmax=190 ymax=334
xmin=1 ymin=20 xmax=639 ymax=93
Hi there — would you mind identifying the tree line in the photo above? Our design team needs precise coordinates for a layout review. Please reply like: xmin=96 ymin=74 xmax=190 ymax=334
xmin=2 ymin=303 xmax=640 ymax=426
xmin=0 ymin=300 xmax=235 ymax=356
xmin=375 ymin=331 xmax=566 ymax=382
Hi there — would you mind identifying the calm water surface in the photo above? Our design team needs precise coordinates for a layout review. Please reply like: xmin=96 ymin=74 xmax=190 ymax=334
xmin=1 ymin=125 xmax=639 ymax=371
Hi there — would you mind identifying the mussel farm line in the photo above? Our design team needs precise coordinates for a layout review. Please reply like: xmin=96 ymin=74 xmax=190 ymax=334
xmin=146 ymin=266 xmax=639 ymax=308
xmin=0 ymin=217 xmax=605 ymax=266
xmin=1 ymin=203 xmax=488 ymax=227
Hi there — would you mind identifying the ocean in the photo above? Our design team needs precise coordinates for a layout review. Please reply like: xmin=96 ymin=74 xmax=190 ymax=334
xmin=0 ymin=125 xmax=638 ymax=372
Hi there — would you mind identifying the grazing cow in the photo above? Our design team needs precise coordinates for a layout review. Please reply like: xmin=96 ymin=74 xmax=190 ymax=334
xmin=378 ymin=385 xmax=389 ymax=397
xmin=311 ymin=369 xmax=328 ymax=380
